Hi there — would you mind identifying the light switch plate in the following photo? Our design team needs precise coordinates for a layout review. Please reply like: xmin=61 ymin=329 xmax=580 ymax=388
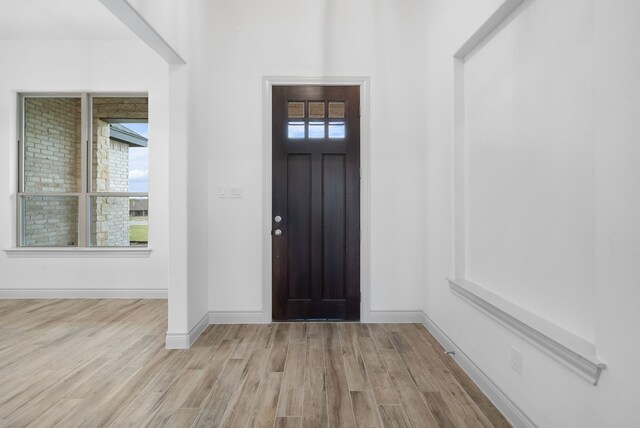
xmin=218 ymin=185 xmax=229 ymax=198
xmin=230 ymin=186 xmax=243 ymax=198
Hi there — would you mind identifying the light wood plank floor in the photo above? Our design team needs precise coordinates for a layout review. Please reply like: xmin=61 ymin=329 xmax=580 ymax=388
xmin=0 ymin=299 xmax=510 ymax=427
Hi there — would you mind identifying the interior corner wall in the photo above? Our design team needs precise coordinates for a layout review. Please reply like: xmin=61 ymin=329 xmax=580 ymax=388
xmin=0 ymin=40 xmax=170 ymax=293
xmin=200 ymin=0 xmax=428 ymax=315
xmin=186 ymin=1 xmax=210 ymax=330
xmin=423 ymin=0 xmax=640 ymax=426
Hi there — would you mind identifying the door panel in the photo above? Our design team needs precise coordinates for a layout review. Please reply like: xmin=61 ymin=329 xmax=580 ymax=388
xmin=272 ymin=85 xmax=360 ymax=320
xmin=322 ymin=154 xmax=346 ymax=300
xmin=287 ymin=154 xmax=312 ymax=300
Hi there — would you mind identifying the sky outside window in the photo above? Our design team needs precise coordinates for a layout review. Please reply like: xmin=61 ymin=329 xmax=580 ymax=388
xmin=121 ymin=123 xmax=148 ymax=192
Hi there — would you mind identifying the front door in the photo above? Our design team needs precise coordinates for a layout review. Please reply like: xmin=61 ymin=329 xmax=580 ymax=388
xmin=272 ymin=85 xmax=360 ymax=320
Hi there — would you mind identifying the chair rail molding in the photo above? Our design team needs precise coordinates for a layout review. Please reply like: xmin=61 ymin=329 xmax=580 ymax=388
xmin=449 ymin=278 xmax=606 ymax=385
xmin=452 ymin=0 xmax=529 ymax=279
xmin=448 ymin=0 xmax=605 ymax=387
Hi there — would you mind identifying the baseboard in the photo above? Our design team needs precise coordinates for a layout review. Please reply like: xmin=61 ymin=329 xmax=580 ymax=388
xmin=367 ymin=310 xmax=424 ymax=323
xmin=165 ymin=332 xmax=189 ymax=349
xmin=165 ymin=312 xmax=209 ymax=349
xmin=420 ymin=311 xmax=537 ymax=428
xmin=208 ymin=311 xmax=265 ymax=324
xmin=0 ymin=288 xmax=167 ymax=299
xmin=204 ymin=310 xmax=423 ymax=324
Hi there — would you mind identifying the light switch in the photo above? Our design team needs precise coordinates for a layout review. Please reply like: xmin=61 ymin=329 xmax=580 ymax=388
xmin=230 ymin=186 xmax=243 ymax=198
xmin=218 ymin=185 xmax=229 ymax=198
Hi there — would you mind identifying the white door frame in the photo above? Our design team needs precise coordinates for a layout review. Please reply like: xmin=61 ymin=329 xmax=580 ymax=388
xmin=261 ymin=76 xmax=371 ymax=323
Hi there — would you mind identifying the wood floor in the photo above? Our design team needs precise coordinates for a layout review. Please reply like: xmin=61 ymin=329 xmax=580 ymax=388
xmin=0 ymin=299 xmax=510 ymax=427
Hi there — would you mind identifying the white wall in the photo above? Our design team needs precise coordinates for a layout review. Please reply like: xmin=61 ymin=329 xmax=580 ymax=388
xmin=0 ymin=2 xmax=209 ymax=345
xmin=127 ymin=0 xmax=211 ymax=337
xmin=423 ymin=0 xmax=640 ymax=426
xmin=593 ymin=0 xmax=640 ymax=425
xmin=123 ymin=0 xmax=430 ymax=339
xmin=0 ymin=40 xmax=170 ymax=294
xmin=465 ymin=0 xmax=596 ymax=344
xmin=202 ymin=0 xmax=428 ymax=315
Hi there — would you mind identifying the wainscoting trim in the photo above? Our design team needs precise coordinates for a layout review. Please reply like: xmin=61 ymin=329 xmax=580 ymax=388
xmin=449 ymin=278 xmax=606 ymax=385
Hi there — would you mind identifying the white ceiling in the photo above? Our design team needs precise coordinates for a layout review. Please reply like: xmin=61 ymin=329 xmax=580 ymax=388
xmin=0 ymin=0 xmax=136 ymax=40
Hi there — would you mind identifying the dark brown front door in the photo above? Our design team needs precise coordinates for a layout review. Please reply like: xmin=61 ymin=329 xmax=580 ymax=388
xmin=272 ymin=85 xmax=360 ymax=320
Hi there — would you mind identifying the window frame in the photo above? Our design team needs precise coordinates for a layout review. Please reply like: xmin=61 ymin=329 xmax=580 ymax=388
xmin=16 ymin=92 xmax=149 ymax=249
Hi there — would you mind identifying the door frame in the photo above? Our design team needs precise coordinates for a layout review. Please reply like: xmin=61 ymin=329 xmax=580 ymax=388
xmin=262 ymin=76 xmax=371 ymax=323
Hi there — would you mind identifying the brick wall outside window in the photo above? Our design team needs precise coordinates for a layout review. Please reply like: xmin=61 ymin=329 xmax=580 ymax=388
xmin=22 ymin=96 xmax=148 ymax=247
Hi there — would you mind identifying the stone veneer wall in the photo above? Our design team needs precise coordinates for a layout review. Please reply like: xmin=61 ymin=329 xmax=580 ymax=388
xmin=92 ymin=97 xmax=148 ymax=246
xmin=23 ymin=98 xmax=81 ymax=246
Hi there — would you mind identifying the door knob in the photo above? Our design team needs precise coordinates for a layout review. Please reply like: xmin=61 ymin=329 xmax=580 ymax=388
xmin=273 ymin=229 xmax=282 ymax=236
xmin=274 ymin=215 xmax=282 ymax=223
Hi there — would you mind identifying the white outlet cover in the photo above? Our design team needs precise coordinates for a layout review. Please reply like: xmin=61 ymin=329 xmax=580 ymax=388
xmin=511 ymin=346 xmax=523 ymax=376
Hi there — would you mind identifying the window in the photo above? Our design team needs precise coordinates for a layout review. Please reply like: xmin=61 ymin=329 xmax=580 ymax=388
xmin=17 ymin=94 xmax=149 ymax=248
xmin=286 ymin=100 xmax=346 ymax=140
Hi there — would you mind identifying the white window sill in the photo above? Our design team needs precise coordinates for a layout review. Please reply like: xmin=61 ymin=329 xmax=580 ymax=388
xmin=3 ymin=247 xmax=152 ymax=258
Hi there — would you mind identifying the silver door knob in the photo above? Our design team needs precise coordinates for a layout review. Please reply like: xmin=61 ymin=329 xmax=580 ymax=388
xmin=274 ymin=215 xmax=282 ymax=223
xmin=274 ymin=229 xmax=282 ymax=236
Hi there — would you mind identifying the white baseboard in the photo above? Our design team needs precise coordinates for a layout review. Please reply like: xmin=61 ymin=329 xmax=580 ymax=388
xmin=208 ymin=311 xmax=265 ymax=324
xmin=165 ymin=332 xmax=189 ymax=349
xmin=165 ymin=312 xmax=209 ymax=349
xmin=205 ymin=310 xmax=423 ymax=324
xmin=420 ymin=311 xmax=537 ymax=428
xmin=0 ymin=288 xmax=167 ymax=299
xmin=367 ymin=310 xmax=423 ymax=323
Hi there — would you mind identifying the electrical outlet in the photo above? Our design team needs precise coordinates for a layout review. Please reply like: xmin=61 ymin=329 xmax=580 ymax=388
xmin=511 ymin=346 xmax=523 ymax=375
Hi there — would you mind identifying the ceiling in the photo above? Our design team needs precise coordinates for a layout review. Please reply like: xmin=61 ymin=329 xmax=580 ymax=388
xmin=0 ymin=0 xmax=136 ymax=40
